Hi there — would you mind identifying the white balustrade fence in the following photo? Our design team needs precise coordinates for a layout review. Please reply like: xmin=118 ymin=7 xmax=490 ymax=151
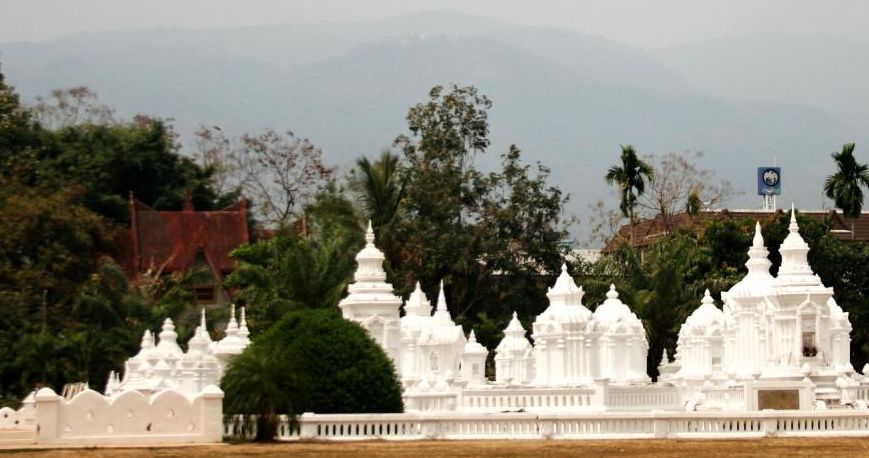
xmin=604 ymin=385 xmax=682 ymax=411
xmin=457 ymin=387 xmax=598 ymax=412
xmin=284 ymin=410 xmax=869 ymax=441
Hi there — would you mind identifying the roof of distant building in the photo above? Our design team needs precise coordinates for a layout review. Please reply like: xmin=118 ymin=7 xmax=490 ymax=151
xmin=604 ymin=208 xmax=869 ymax=252
xmin=116 ymin=195 xmax=249 ymax=279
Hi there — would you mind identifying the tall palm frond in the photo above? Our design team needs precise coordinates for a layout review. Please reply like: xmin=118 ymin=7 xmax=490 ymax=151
xmin=825 ymin=143 xmax=869 ymax=219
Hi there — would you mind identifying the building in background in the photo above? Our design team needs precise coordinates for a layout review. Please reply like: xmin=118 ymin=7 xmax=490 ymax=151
xmin=115 ymin=194 xmax=250 ymax=305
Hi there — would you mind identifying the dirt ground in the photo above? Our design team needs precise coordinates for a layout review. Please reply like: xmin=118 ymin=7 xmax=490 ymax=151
xmin=4 ymin=438 xmax=869 ymax=458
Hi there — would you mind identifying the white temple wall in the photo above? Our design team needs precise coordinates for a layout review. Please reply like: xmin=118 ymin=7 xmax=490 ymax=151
xmin=34 ymin=386 xmax=223 ymax=445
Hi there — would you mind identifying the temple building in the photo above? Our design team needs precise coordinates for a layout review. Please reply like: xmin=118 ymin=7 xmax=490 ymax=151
xmin=495 ymin=313 xmax=535 ymax=385
xmin=340 ymin=222 xmax=475 ymax=392
xmin=665 ymin=212 xmax=853 ymax=380
xmin=116 ymin=195 xmax=250 ymax=305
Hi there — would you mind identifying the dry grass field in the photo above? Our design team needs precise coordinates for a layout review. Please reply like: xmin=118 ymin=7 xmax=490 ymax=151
xmin=4 ymin=438 xmax=869 ymax=458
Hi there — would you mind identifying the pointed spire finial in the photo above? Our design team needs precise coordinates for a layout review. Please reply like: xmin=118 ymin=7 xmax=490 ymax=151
xmin=753 ymin=221 xmax=764 ymax=247
xmin=200 ymin=307 xmax=207 ymax=331
xmin=561 ymin=263 xmax=567 ymax=273
xmin=365 ymin=220 xmax=375 ymax=244
xmin=606 ymin=284 xmax=619 ymax=299
xmin=469 ymin=329 xmax=477 ymax=342
xmin=789 ymin=204 xmax=799 ymax=232
xmin=437 ymin=280 xmax=447 ymax=311
xmin=141 ymin=329 xmax=154 ymax=349
xmin=239 ymin=307 xmax=249 ymax=340
xmin=702 ymin=289 xmax=714 ymax=305
xmin=226 ymin=303 xmax=239 ymax=335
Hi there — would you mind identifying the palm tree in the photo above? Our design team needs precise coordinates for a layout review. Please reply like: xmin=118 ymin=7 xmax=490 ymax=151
xmin=824 ymin=143 xmax=869 ymax=239
xmin=350 ymin=151 xmax=406 ymax=230
xmin=605 ymin=145 xmax=654 ymax=244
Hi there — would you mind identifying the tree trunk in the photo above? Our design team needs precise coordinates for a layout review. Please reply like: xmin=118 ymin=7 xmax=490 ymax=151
xmin=255 ymin=412 xmax=278 ymax=442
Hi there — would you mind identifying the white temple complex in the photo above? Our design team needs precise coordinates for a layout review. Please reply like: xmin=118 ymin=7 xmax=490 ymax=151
xmin=343 ymin=212 xmax=869 ymax=413
xmin=10 ymin=210 xmax=869 ymax=446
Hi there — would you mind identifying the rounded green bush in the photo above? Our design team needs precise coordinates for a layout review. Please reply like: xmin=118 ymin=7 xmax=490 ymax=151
xmin=221 ymin=309 xmax=403 ymax=440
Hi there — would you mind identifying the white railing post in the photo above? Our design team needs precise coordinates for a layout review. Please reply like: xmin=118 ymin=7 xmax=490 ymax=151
xmin=34 ymin=388 xmax=60 ymax=444
xmin=652 ymin=411 xmax=670 ymax=438
xmin=299 ymin=413 xmax=318 ymax=439
xmin=761 ymin=411 xmax=778 ymax=437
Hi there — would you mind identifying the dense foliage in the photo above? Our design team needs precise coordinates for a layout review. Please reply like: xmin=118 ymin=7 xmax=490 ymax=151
xmin=0 ymin=65 xmax=232 ymax=403
xmin=221 ymin=309 xmax=403 ymax=440
xmin=352 ymin=85 xmax=571 ymax=351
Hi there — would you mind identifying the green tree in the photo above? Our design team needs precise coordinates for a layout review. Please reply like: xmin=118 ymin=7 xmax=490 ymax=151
xmin=350 ymin=151 xmax=405 ymax=231
xmin=605 ymin=145 xmax=654 ymax=244
xmin=39 ymin=116 xmax=235 ymax=223
xmin=824 ymin=143 xmax=869 ymax=237
xmin=221 ymin=309 xmax=403 ymax=441
xmin=0 ymin=64 xmax=43 ymax=181
xmin=387 ymin=85 xmax=570 ymax=349
xmin=226 ymin=190 xmax=363 ymax=331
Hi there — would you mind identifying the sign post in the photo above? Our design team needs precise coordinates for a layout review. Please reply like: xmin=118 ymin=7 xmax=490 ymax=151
xmin=757 ymin=167 xmax=781 ymax=210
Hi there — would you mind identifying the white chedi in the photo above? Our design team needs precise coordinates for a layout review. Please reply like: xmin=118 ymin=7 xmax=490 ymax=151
xmin=593 ymin=284 xmax=650 ymax=383
xmin=107 ymin=306 xmax=251 ymax=396
xmin=670 ymin=210 xmax=854 ymax=389
xmin=338 ymin=221 xmax=403 ymax=363
xmin=495 ymin=312 xmax=534 ymax=385
xmin=532 ymin=264 xmax=596 ymax=386
xmin=673 ymin=289 xmax=724 ymax=379
xmin=398 ymin=282 xmax=435 ymax=386
xmin=461 ymin=330 xmax=489 ymax=387
xmin=405 ymin=282 xmax=467 ymax=391
xmin=341 ymin=222 xmax=480 ymax=390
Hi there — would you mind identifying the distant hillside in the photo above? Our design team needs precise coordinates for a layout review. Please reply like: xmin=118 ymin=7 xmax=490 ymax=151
xmin=0 ymin=12 xmax=861 ymax=241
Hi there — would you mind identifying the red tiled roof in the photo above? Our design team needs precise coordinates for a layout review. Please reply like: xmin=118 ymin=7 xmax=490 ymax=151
xmin=604 ymin=209 xmax=869 ymax=252
xmin=120 ymin=198 xmax=249 ymax=277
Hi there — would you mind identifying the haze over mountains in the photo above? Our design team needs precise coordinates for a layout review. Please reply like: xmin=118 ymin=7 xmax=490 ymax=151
xmin=1 ymin=11 xmax=865 ymax=241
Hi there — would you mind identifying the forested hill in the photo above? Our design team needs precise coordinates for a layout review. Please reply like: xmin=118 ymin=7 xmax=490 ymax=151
xmin=0 ymin=11 xmax=863 ymax=234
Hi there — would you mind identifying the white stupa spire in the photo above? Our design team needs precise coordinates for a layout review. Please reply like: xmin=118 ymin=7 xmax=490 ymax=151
xmin=226 ymin=304 xmax=239 ymax=337
xmin=433 ymin=280 xmax=453 ymax=323
xmin=365 ymin=219 xmax=375 ymax=244
xmin=239 ymin=307 xmax=250 ymax=343
xmin=593 ymin=284 xmax=643 ymax=327
xmin=463 ymin=329 xmax=488 ymax=355
xmin=155 ymin=318 xmax=183 ymax=357
xmin=686 ymin=289 xmax=724 ymax=328
xmin=338 ymin=220 xmax=403 ymax=362
xmin=141 ymin=330 xmax=154 ymax=350
xmin=436 ymin=280 xmax=447 ymax=312
xmin=726 ymin=221 xmax=774 ymax=298
xmin=350 ymin=220 xmax=388 ymax=283
xmin=752 ymin=220 xmax=763 ymax=247
xmin=405 ymin=281 xmax=433 ymax=317
xmin=505 ymin=312 xmax=525 ymax=335
xmin=746 ymin=221 xmax=773 ymax=276
xmin=546 ymin=263 xmax=585 ymax=306
xmin=776 ymin=205 xmax=822 ymax=286
xmin=536 ymin=263 xmax=592 ymax=326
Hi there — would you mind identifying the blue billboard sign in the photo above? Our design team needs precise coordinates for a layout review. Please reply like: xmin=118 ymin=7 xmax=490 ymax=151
xmin=757 ymin=167 xmax=781 ymax=196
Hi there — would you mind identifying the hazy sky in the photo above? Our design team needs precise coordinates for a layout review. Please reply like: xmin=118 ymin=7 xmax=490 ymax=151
xmin=3 ymin=0 xmax=869 ymax=48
